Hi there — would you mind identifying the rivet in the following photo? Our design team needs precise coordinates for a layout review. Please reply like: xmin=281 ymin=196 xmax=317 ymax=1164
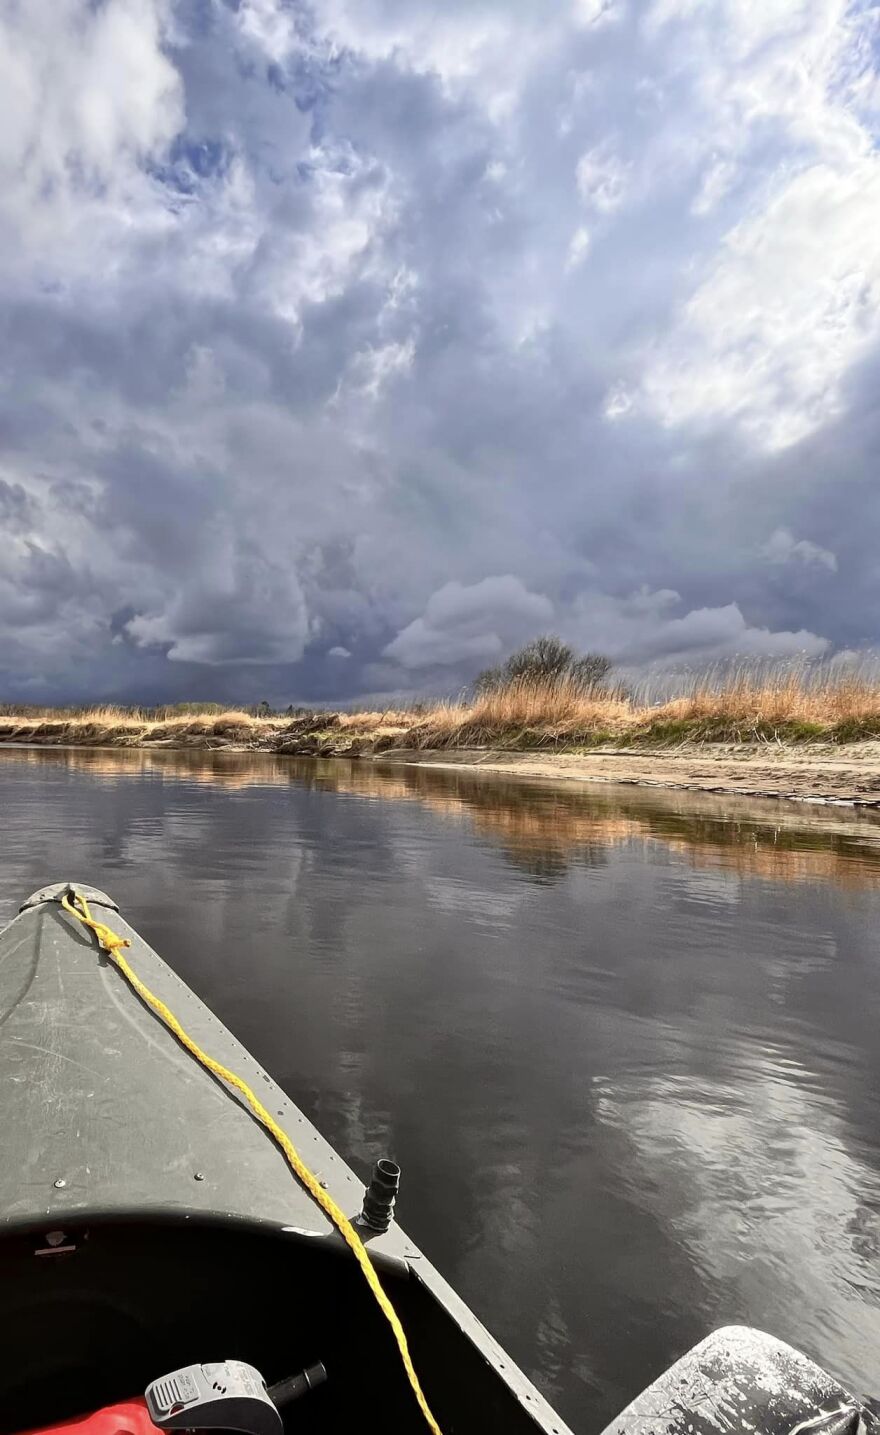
xmin=193 ymin=1172 xmax=205 ymax=1181
xmin=53 ymin=1179 xmax=66 ymax=1190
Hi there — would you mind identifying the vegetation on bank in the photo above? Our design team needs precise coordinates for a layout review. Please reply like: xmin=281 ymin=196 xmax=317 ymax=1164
xmin=473 ymin=636 xmax=613 ymax=696
xmin=3 ymin=645 xmax=880 ymax=753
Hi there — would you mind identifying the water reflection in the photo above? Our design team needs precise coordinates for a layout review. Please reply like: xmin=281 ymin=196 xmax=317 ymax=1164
xmin=594 ymin=1058 xmax=880 ymax=1388
xmin=9 ymin=743 xmax=880 ymax=888
xmin=1 ymin=744 xmax=880 ymax=1430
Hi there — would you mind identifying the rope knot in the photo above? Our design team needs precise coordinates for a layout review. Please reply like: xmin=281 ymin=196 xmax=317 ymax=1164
xmin=61 ymin=891 xmax=131 ymax=960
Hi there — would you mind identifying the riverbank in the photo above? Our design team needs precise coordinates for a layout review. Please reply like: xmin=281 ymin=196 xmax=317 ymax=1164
xmin=3 ymin=709 xmax=880 ymax=805
xmin=380 ymin=745 xmax=880 ymax=806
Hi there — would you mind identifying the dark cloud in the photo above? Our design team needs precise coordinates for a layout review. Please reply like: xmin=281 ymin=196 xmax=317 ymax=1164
xmin=0 ymin=479 xmax=38 ymax=533
xmin=0 ymin=0 xmax=876 ymax=703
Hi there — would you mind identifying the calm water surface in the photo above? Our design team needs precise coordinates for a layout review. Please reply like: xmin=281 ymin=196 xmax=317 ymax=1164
xmin=2 ymin=745 xmax=880 ymax=1431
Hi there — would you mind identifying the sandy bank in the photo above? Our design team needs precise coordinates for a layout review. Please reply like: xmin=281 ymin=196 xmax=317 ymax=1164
xmin=5 ymin=714 xmax=880 ymax=804
xmin=381 ymin=744 xmax=880 ymax=807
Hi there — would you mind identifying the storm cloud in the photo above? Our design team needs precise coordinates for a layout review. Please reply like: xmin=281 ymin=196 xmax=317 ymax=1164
xmin=0 ymin=0 xmax=877 ymax=703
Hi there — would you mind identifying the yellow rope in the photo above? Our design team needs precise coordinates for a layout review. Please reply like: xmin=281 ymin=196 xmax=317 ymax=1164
xmin=60 ymin=889 xmax=442 ymax=1435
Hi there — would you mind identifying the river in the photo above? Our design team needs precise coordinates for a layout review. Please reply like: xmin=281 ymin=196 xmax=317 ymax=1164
xmin=1 ymin=744 xmax=879 ymax=1432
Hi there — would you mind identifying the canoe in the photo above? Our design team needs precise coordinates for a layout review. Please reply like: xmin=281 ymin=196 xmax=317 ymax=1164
xmin=0 ymin=883 xmax=573 ymax=1435
xmin=0 ymin=884 xmax=875 ymax=1435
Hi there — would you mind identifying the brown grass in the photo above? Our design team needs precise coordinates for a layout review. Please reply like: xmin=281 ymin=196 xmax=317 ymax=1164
xmin=0 ymin=706 xmax=279 ymax=748
xmin=323 ymin=663 xmax=880 ymax=745
xmin=5 ymin=662 xmax=880 ymax=749
xmin=629 ymin=665 xmax=880 ymax=742
xmin=398 ymin=676 xmax=631 ymax=748
xmin=0 ymin=704 xmax=267 ymax=729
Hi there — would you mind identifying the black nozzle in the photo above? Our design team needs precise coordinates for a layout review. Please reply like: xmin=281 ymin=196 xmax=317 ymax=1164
xmin=359 ymin=1157 xmax=400 ymax=1233
xmin=268 ymin=1363 xmax=327 ymax=1409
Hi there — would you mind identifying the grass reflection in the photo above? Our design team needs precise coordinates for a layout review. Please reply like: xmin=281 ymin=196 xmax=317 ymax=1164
xmin=5 ymin=744 xmax=880 ymax=888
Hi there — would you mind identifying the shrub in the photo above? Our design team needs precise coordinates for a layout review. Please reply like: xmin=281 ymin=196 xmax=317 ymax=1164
xmin=475 ymin=636 xmax=612 ymax=696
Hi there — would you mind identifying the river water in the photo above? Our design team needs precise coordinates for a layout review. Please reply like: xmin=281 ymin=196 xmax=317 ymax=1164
xmin=1 ymin=745 xmax=879 ymax=1431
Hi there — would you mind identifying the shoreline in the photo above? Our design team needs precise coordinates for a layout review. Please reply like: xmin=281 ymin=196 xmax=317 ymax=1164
xmin=379 ymin=747 xmax=880 ymax=808
xmin=5 ymin=725 xmax=880 ymax=806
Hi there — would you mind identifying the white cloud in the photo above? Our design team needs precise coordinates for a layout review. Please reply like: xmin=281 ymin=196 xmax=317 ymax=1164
xmin=313 ymin=0 xmax=556 ymax=124
xmin=328 ymin=646 xmax=352 ymax=659
xmin=249 ymin=145 xmax=397 ymax=326
xmin=385 ymin=581 xmax=829 ymax=675
xmin=319 ymin=4 xmax=506 ymax=78
xmin=0 ymin=0 xmax=183 ymax=272
xmin=690 ymin=155 xmax=738 ymax=217
xmin=347 ymin=338 xmax=416 ymax=400
xmin=126 ymin=549 xmax=311 ymax=665
xmin=762 ymin=528 xmax=838 ymax=573
xmin=637 ymin=0 xmax=880 ymax=450
xmin=0 ymin=0 xmax=875 ymax=700
xmin=565 ymin=587 xmax=829 ymax=666
xmin=575 ymin=143 xmax=628 ymax=213
xmin=603 ymin=382 xmax=633 ymax=420
xmin=565 ymin=226 xmax=591 ymax=273
xmin=572 ymin=0 xmax=626 ymax=28
xmin=643 ymin=160 xmax=880 ymax=450
xmin=384 ymin=576 xmax=554 ymax=669
xmin=236 ymin=0 xmax=299 ymax=62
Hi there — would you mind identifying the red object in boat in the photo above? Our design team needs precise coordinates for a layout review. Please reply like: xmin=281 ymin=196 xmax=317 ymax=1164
xmin=21 ymin=1399 xmax=160 ymax=1435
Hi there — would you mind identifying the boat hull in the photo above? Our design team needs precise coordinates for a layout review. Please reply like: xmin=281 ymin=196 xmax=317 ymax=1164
xmin=0 ymin=884 xmax=571 ymax=1435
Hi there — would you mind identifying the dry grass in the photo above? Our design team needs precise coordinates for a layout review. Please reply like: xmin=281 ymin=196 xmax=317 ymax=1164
xmin=5 ymin=661 xmax=880 ymax=749
xmin=0 ymin=703 xmax=269 ymax=728
xmin=398 ymin=676 xmax=631 ymax=748
xmin=372 ymin=662 xmax=880 ymax=745
xmin=630 ymin=664 xmax=880 ymax=742
xmin=0 ymin=705 xmax=279 ymax=747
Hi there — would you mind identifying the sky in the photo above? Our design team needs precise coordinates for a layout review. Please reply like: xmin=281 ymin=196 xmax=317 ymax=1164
xmin=1 ymin=0 xmax=879 ymax=706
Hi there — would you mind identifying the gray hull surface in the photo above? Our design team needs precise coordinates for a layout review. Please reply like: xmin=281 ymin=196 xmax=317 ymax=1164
xmin=0 ymin=883 xmax=571 ymax=1434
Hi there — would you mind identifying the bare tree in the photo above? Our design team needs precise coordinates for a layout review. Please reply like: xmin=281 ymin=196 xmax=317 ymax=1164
xmin=475 ymin=636 xmax=613 ymax=695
